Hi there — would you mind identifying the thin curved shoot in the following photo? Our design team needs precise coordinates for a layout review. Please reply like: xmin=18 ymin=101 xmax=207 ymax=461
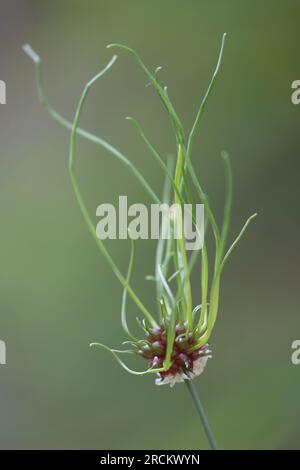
xmin=90 ymin=342 xmax=164 ymax=376
xmin=121 ymin=236 xmax=138 ymax=340
xmin=69 ymin=60 xmax=158 ymax=327
xmin=220 ymin=213 xmax=258 ymax=272
xmin=185 ymin=33 xmax=227 ymax=167
xmin=107 ymin=43 xmax=185 ymax=145
xmin=22 ymin=44 xmax=160 ymax=205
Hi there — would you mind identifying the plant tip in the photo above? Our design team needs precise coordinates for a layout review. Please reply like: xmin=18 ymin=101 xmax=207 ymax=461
xmin=22 ymin=43 xmax=40 ymax=63
xmin=221 ymin=150 xmax=229 ymax=160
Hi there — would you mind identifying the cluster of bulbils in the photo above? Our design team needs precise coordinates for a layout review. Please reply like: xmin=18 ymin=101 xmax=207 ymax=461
xmin=138 ymin=322 xmax=211 ymax=386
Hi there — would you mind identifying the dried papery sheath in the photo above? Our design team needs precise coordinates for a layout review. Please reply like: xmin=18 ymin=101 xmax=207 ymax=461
xmin=24 ymin=33 xmax=256 ymax=449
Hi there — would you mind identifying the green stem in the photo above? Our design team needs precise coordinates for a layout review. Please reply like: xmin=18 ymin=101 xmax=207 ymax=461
xmin=185 ymin=380 xmax=218 ymax=450
xmin=174 ymin=144 xmax=192 ymax=328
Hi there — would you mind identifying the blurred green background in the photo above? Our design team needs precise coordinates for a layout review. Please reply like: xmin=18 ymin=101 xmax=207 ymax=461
xmin=0 ymin=0 xmax=299 ymax=450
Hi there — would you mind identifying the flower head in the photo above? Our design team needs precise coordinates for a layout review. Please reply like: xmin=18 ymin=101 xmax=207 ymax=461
xmin=137 ymin=322 xmax=211 ymax=386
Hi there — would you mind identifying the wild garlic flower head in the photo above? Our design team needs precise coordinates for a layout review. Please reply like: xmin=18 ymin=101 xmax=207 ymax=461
xmin=138 ymin=322 xmax=211 ymax=386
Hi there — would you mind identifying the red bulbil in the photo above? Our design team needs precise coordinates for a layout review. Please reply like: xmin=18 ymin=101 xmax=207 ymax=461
xmin=151 ymin=341 xmax=164 ymax=355
xmin=146 ymin=326 xmax=162 ymax=342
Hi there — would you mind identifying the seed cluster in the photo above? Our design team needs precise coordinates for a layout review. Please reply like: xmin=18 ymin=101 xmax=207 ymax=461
xmin=138 ymin=322 xmax=209 ymax=382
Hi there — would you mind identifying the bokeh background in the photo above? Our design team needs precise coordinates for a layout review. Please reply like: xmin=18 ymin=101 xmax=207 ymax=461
xmin=0 ymin=0 xmax=299 ymax=450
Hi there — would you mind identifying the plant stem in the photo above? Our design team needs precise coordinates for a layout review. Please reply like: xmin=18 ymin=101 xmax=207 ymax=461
xmin=185 ymin=380 xmax=218 ymax=450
